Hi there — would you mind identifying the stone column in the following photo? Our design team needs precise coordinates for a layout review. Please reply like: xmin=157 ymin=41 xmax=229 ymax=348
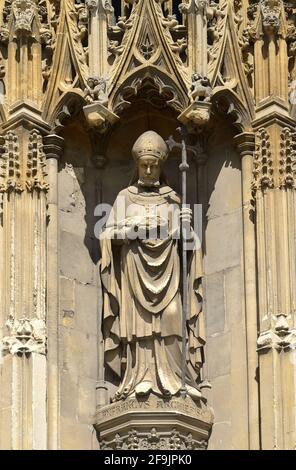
xmin=252 ymin=121 xmax=296 ymax=450
xmin=0 ymin=128 xmax=49 ymax=450
xmin=43 ymin=134 xmax=64 ymax=450
xmin=245 ymin=1 xmax=296 ymax=449
xmin=234 ymin=132 xmax=260 ymax=450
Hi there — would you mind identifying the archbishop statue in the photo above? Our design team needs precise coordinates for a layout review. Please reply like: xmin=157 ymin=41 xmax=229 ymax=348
xmin=100 ymin=131 xmax=205 ymax=402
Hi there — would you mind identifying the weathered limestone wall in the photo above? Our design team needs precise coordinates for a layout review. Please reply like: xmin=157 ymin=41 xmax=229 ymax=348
xmin=58 ymin=124 xmax=100 ymax=450
xmin=204 ymin=124 xmax=249 ymax=450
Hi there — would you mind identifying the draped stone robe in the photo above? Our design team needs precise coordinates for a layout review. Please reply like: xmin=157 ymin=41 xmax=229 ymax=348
xmin=100 ymin=184 xmax=205 ymax=401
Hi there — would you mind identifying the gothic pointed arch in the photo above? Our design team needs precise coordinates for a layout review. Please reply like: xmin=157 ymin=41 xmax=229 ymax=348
xmin=48 ymin=89 xmax=86 ymax=132
xmin=108 ymin=0 xmax=190 ymax=112
xmin=43 ymin=0 xmax=89 ymax=122
xmin=110 ymin=65 xmax=189 ymax=118
xmin=211 ymin=1 xmax=255 ymax=132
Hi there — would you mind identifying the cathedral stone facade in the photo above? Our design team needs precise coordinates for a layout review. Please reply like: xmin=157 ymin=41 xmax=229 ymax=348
xmin=0 ymin=0 xmax=296 ymax=450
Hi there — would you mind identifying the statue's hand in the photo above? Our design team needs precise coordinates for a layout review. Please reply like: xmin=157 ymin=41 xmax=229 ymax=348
xmin=179 ymin=208 xmax=196 ymax=243
xmin=180 ymin=207 xmax=192 ymax=226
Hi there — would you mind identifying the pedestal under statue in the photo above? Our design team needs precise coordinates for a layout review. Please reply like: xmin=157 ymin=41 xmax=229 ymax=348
xmin=95 ymin=131 xmax=213 ymax=450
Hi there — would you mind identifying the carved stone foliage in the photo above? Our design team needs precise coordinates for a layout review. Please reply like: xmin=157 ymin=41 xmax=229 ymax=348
xmin=247 ymin=0 xmax=285 ymax=38
xmin=99 ymin=427 xmax=208 ymax=450
xmin=260 ymin=0 xmax=282 ymax=35
xmin=238 ymin=27 xmax=254 ymax=80
xmin=206 ymin=0 xmax=228 ymax=79
xmin=39 ymin=1 xmax=59 ymax=90
xmin=107 ymin=1 xmax=135 ymax=66
xmin=11 ymin=0 xmax=36 ymax=37
xmin=239 ymin=1 xmax=287 ymax=81
xmin=253 ymin=127 xmax=296 ymax=193
xmin=252 ymin=128 xmax=274 ymax=192
xmin=1 ymin=317 xmax=47 ymax=356
xmin=158 ymin=1 xmax=187 ymax=65
xmin=0 ymin=131 xmax=22 ymax=193
xmin=257 ymin=321 xmax=296 ymax=353
xmin=107 ymin=0 xmax=187 ymax=75
xmin=0 ymin=130 xmax=48 ymax=194
xmin=279 ymin=127 xmax=296 ymax=189
xmin=0 ymin=2 xmax=10 ymax=45
xmin=26 ymin=130 xmax=49 ymax=192
xmin=232 ymin=1 xmax=253 ymax=80
xmin=67 ymin=0 xmax=89 ymax=79
xmin=285 ymin=3 xmax=296 ymax=83
xmin=233 ymin=0 xmax=243 ymax=31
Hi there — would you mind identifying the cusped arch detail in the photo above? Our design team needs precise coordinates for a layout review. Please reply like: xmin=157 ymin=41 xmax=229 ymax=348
xmin=47 ymin=89 xmax=86 ymax=133
xmin=110 ymin=66 xmax=189 ymax=118
xmin=212 ymin=86 xmax=253 ymax=133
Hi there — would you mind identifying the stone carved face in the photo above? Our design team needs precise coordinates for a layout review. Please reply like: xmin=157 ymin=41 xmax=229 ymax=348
xmin=138 ymin=155 xmax=161 ymax=187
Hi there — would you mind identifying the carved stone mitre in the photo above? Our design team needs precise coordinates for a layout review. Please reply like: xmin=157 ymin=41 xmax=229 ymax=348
xmin=132 ymin=130 xmax=169 ymax=162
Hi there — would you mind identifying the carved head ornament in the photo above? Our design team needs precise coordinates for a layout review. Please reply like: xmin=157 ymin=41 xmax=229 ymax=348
xmin=132 ymin=131 xmax=169 ymax=163
xmin=12 ymin=0 xmax=36 ymax=36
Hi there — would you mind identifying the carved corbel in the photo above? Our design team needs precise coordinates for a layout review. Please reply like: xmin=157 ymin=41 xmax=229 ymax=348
xmin=83 ymin=101 xmax=119 ymax=133
xmin=178 ymin=101 xmax=211 ymax=128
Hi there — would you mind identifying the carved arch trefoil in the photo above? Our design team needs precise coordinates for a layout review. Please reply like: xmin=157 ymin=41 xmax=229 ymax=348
xmin=47 ymin=90 xmax=86 ymax=133
xmin=211 ymin=86 xmax=253 ymax=133
xmin=110 ymin=66 xmax=189 ymax=118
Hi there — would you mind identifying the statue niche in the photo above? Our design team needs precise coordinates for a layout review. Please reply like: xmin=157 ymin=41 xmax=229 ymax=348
xmin=100 ymin=130 xmax=205 ymax=403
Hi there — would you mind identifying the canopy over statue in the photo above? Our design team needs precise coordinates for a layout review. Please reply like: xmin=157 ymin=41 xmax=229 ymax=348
xmin=100 ymin=131 xmax=205 ymax=402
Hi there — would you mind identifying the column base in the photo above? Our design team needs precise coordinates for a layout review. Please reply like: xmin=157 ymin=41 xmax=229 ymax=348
xmin=94 ymin=395 xmax=214 ymax=450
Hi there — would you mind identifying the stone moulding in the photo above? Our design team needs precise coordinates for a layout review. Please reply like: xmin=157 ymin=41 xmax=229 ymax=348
xmin=95 ymin=395 xmax=214 ymax=451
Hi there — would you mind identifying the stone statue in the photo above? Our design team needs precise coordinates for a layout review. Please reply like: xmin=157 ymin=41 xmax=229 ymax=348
xmin=84 ymin=76 xmax=108 ymax=105
xmin=189 ymin=73 xmax=212 ymax=103
xmin=100 ymin=131 xmax=205 ymax=402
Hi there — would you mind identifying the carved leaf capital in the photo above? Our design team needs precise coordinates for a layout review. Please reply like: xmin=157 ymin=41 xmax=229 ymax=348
xmin=1 ymin=317 xmax=47 ymax=356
